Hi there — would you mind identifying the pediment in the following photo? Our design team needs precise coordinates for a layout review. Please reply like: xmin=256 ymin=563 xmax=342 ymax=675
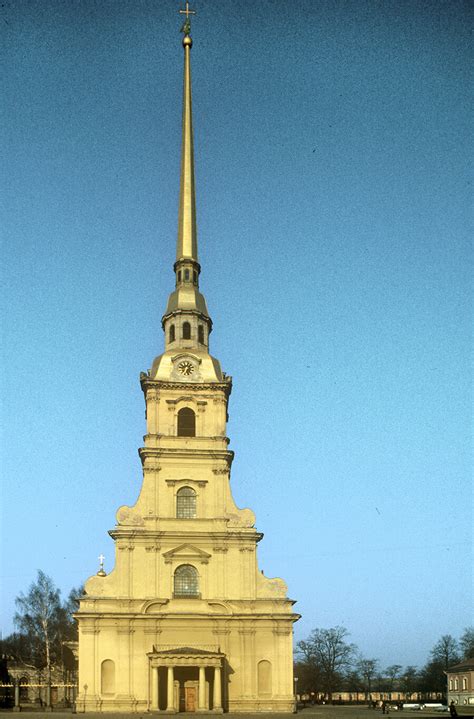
xmin=163 ymin=543 xmax=211 ymax=564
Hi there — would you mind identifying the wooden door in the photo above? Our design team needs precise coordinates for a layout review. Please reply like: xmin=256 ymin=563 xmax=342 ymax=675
xmin=185 ymin=686 xmax=197 ymax=712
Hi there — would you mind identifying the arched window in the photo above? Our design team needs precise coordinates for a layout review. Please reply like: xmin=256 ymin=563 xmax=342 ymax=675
xmin=184 ymin=269 xmax=190 ymax=281
xmin=198 ymin=325 xmax=204 ymax=344
xmin=454 ymin=679 xmax=459 ymax=691
xmin=258 ymin=660 xmax=272 ymax=696
xmin=174 ymin=564 xmax=199 ymax=597
xmin=449 ymin=680 xmax=453 ymax=691
xmin=101 ymin=659 xmax=115 ymax=694
xmin=169 ymin=324 xmax=175 ymax=343
xmin=177 ymin=486 xmax=196 ymax=518
xmin=177 ymin=270 xmax=182 ymax=282
xmin=177 ymin=407 xmax=195 ymax=437
xmin=182 ymin=321 xmax=191 ymax=339
xmin=462 ymin=677 xmax=467 ymax=691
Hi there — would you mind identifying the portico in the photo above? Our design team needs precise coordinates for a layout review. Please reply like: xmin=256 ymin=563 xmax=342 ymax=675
xmin=148 ymin=647 xmax=224 ymax=713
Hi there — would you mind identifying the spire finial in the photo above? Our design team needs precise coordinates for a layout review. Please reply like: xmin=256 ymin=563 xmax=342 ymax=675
xmin=179 ymin=2 xmax=196 ymax=36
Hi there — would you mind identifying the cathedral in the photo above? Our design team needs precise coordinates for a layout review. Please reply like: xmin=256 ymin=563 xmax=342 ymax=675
xmin=76 ymin=8 xmax=299 ymax=713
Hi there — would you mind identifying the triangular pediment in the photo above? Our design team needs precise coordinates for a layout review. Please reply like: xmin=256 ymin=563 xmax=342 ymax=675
xmin=163 ymin=543 xmax=211 ymax=564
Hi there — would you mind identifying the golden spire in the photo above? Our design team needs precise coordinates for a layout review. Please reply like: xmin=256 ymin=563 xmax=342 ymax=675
xmin=176 ymin=2 xmax=197 ymax=263
xmin=162 ymin=2 xmax=210 ymax=326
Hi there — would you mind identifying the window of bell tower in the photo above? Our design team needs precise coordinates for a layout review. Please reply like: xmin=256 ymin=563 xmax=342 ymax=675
xmin=177 ymin=407 xmax=196 ymax=436
xmin=182 ymin=321 xmax=191 ymax=339
xmin=169 ymin=324 xmax=175 ymax=342
xmin=198 ymin=325 xmax=204 ymax=344
xmin=176 ymin=486 xmax=196 ymax=518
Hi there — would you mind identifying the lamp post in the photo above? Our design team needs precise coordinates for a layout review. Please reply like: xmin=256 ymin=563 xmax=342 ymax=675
xmin=294 ymin=677 xmax=299 ymax=713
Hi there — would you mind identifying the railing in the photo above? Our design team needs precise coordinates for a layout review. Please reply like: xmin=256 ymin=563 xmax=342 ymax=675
xmin=0 ymin=682 xmax=78 ymax=712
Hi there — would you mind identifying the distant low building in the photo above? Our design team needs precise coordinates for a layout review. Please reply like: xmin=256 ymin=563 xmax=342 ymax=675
xmin=298 ymin=691 xmax=443 ymax=704
xmin=446 ymin=659 xmax=474 ymax=707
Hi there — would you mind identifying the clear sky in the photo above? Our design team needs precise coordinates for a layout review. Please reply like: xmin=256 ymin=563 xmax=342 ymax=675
xmin=2 ymin=0 xmax=472 ymax=669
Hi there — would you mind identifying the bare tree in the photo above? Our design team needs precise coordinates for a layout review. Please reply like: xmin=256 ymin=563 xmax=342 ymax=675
xmin=14 ymin=570 xmax=63 ymax=682
xmin=357 ymin=658 xmax=379 ymax=700
xmin=430 ymin=635 xmax=460 ymax=669
xmin=385 ymin=664 xmax=403 ymax=691
xmin=459 ymin=627 xmax=474 ymax=660
xmin=298 ymin=626 xmax=356 ymax=701
xmin=400 ymin=666 xmax=419 ymax=698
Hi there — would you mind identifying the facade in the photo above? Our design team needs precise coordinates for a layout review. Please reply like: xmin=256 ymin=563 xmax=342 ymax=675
xmin=75 ymin=11 xmax=299 ymax=714
xmin=446 ymin=660 xmax=474 ymax=707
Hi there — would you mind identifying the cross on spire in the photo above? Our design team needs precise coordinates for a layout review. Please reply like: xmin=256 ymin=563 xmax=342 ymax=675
xmin=98 ymin=554 xmax=105 ymax=569
xmin=179 ymin=1 xmax=196 ymax=20
xmin=179 ymin=2 xmax=196 ymax=35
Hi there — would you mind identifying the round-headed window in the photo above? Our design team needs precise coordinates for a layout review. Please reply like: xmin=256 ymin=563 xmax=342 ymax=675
xmin=177 ymin=487 xmax=196 ymax=519
xmin=174 ymin=564 xmax=199 ymax=597
xmin=177 ymin=407 xmax=196 ymax=436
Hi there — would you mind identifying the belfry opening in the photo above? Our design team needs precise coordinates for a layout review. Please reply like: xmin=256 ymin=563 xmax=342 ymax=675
xmin=75 ymin=4 xmax=299 ymax=713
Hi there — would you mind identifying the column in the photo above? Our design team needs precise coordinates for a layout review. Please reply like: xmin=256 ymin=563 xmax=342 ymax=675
xmin=198 ymin=666 xmax=206 ymax=710
xmin=166 ymin=667 xmax=175 ymax=712
xmin=213 ymin=667 xmax=222 ymax=710
xmin=13 ymin=681 xmax=20 ymax=712
xmin=45 ymin=682 xmax=52 ymax=712
xmin=151 ymin=667 xmax=159 ymax=710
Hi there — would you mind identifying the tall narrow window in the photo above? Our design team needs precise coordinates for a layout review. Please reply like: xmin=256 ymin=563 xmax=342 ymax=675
xmin=462 ymin=678 xmax=467 ymax=691
xmin=169 ymin=324 xmax=175 ymax=342
xmin=177 ymin=270 xmax=182 ymax=282
xmin=193 ymin=271 xmax=197 ymax=284
xmin=184 ymin=269 xmax=190 ymax=281
xmin=198 ymin=325 xmax=204 ymax=344
xmin=174 ymin=564 xmax=199 ymax=597
xmin=182 ymin=322 xmax=191 ymax=339
xmin=177 ymin=487 xmax=196 ymax=518
xmin=177 ymin=407 xmax=196 ymax=436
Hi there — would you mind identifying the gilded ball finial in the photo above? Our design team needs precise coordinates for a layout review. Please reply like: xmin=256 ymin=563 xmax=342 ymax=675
xmin=182 ymin=34 xmax=192 ymax=47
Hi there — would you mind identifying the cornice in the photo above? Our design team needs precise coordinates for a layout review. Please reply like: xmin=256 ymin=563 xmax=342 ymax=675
xmin=108 ymin=528 xmax=263 ymax=543
xmin=139 ymin=447 xmax=234 ymax=465
xmin=77 ymin=610 xmax=301 ymax=622
xmin=140 ymin=375 xmax=232 ymax=397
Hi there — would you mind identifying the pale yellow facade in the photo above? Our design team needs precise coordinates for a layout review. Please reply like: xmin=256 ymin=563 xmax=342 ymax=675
xmin=75 ymin=19 xmax=299 ymax=714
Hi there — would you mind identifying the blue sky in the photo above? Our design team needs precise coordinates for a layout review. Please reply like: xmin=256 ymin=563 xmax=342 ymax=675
xmin=2 ymin=0 xmax=472 ymax=668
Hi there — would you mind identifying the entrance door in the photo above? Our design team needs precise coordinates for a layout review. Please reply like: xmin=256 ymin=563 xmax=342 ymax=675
xmin=185 ymin=687 xmax=197 ymax=712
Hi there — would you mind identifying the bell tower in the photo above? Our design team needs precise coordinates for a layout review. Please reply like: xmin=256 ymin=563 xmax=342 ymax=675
xmin=76 ymin=6 xmax=299 ymax=713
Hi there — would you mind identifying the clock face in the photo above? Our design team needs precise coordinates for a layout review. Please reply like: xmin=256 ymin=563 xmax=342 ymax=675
xmin=178 ymin=360 xmax=195 ymax=377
